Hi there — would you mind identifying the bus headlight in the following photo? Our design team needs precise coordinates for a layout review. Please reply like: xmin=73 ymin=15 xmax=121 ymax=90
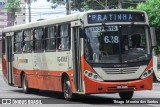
xmin=84 ymin=70 xmax=103 ymax=81
xmin=140 ymin=69 xmax=153 ymax=79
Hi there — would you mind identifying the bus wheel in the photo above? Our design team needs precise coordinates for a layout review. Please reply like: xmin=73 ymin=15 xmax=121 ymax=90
xmin=119 ymin=91 xmax=134 ymax=100
xmin=22 ymin=74 xmax=30 ymax=94
xmin=63 ymin=76 xmax=73 ymax=101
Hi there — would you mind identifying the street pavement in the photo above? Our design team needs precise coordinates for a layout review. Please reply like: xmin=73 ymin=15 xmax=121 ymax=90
xmin=0 ymin=69 xmax=160 ymax=107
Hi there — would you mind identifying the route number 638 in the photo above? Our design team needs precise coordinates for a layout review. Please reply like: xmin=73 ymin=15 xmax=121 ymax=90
xmin=104 ymin=36 xmax=119 ymax=44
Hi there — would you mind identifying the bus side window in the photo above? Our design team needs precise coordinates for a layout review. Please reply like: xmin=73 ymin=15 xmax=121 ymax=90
xmin=23 ymin=30 xmax=32 ymax=52
xmin=34 ymin=28 xmax=44 ymax=51
xmin=46 ymin=26 xmax=56 ymax=51
xmin=58 ymin=24 xmax=70 ymax=50
xmin=14 ymin=31 xmax=23 ymax=53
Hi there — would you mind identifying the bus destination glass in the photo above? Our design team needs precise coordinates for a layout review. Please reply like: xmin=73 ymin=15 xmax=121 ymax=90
xmin=87 ymin=12 xmax=145 ymax=24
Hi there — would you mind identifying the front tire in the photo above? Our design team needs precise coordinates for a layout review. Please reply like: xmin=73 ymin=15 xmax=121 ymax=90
xmin=119 ymin=91 xmax=134 ymax=100
xmin=22 ymin=74 xmax=31 ymax=94
xmin=63 ymin=76 xmax=73 ymax=101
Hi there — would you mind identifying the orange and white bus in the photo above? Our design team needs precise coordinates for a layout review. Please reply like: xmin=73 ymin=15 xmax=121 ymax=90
xmin=2 ymin=10 xmax=153 ymax=100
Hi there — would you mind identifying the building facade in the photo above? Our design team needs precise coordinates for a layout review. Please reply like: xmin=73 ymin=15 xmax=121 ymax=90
xmin=0 ymin=0 xmax=7 ymax=36
xmin=0 ymin=0 xmax=26 ymax=58
xmin=0 ymin=0 xmax=26 ymax=33
xmin=14 ymin=0 xmax=26 ymax=26
xmin=0 ymin=0 xmax=7 ymax=57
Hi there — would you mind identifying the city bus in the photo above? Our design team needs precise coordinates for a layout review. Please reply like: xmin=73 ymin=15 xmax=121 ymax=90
xmin=2 ymin=9 xmax=153 ymax=100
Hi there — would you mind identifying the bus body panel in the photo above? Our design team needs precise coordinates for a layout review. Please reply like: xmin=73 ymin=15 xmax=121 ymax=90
xmin=2 ymin=55 xmax=7 ymax=81
xmin=12 ymin=51 xmax=75 ymax=92
xmin=82 ymin=55 xmax=153 ymax=93
xmin=13 ymin=66 xmax=76 ymax=92
xmin=2 ymin=32 xmax=7 ymax=83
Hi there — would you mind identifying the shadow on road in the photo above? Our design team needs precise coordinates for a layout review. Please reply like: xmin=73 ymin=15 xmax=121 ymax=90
xmin=12 ymin=89 xmax=119 ymax=104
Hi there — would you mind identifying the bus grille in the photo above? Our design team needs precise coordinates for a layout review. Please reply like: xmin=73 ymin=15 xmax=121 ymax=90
xmin=102 ymin=67 xmax=139 ymax=74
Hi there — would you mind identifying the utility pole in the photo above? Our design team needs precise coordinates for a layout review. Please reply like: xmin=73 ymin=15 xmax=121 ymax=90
xmin=66 ymin=0 xmax=72 ymax=15
xmin=105 ymin=0 xmax=108 ymax=9
xmin=118 ymin=0 xmax=123 ymax=9
xmin=28 ymin=2 xmax=31 ymax=22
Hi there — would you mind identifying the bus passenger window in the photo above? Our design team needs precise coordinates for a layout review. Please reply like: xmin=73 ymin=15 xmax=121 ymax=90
xmin=58 ymin=24 xmax=70 ymax=50
xmin=34 ymin=28 xmax=44 ymax=51
xmin=23 ymin=30 xmax=32 ymax=52
xmin=14 ymin=31 xmax=23 ymax=53
xmin=23 ymin=34 xmax=27 ymax=51
xmin=46 ymin=26 xmax=56 ymax=51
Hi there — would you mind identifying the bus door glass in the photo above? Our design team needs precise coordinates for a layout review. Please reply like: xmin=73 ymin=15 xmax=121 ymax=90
xmin=6 ymin=35 xmax=14 ymax=85
xmin=72 ymin=27 xmax=83 ymax=92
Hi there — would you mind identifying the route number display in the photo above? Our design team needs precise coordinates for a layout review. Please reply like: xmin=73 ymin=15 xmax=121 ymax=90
xmin=104 ymin=36 xmax=119 ymax=44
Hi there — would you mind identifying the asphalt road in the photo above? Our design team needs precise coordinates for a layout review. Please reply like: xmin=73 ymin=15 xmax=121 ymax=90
xmin=0 ymin=71 xmax=160 ymax=107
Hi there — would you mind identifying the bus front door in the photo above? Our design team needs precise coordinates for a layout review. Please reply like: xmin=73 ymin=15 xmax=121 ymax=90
xmin=6 ymin=36 xmax=14 ymax=86
xmin=72 ymin=27 xmax=83 ymax=92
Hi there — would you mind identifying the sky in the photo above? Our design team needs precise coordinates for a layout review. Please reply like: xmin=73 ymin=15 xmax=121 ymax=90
xmin=26 ymin=0 xmax=78 ymax=23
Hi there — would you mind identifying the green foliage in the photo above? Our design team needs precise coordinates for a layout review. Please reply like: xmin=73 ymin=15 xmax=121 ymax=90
xmin=81 ymin=0 xmax=105 ymax=10
xmin=47 ymin=0 xmax=119 ymax=11
xmin=24 ymin=0 xmax=38 ymax=22
xmin=83 ymin=0 xmax=119 ymax=10
xmin=47 ymin=0 xmax=81 ymax=10
xmin=48 ymin=0 xmax=65 ymax=5
xmin=129 ymin=0 xmax=160 ymax=27
xmin=24 ymin=0 xmax=37 ymax=5
xmin=47 ymin=0 xmax=147 ymax=11
xmin=154 ymin=46 xmax=160 ymax=55
xmin=6 ymin=0 xmax=21 ymax=12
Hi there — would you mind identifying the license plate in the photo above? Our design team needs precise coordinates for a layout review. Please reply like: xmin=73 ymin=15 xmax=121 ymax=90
xmin=117 ymin=85 xmax=128 ymax=89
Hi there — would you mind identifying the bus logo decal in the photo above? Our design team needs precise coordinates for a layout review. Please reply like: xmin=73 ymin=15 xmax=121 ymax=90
xmin=18 ymin=59 xmax=28 ymax=64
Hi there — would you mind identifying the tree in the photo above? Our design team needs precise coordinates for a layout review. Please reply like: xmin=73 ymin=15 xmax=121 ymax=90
xmin=120 ymin=0 xmax=145 ymax=8
xmin=82 ymin=0 xmax=120 ymax=10
xmin=47 ymin=0 xmax=145 ymax=13
xmin=47 ymin=0 xmax=80 ymax=14
xmin=47 ymin=0 xmax=119 ymax=13
xmin=129 ymin=0 xmax=160 ymax=55
xmin=24 ymin=0 xmax=37 ymax=22
xmin=130 ymin=0 xmax=160 ymax=27
xmin=6 ymin=0 xmax=21 ymax=26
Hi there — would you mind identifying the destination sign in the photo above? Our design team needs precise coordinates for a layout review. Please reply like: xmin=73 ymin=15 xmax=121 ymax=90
xmin=88 ymin=12 xmax=145 ymax=23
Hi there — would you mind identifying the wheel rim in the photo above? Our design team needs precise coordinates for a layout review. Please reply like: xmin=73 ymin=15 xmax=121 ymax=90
xmin=64 ymin=80 xmax=71 ymax=100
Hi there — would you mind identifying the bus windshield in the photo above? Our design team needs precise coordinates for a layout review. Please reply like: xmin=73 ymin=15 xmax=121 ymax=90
xmin=84 ymin=25 xmax=151 ymax=63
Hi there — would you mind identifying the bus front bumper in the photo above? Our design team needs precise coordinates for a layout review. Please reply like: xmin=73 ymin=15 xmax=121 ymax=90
xmin=84 ymin=74 xmax=153 ymax=94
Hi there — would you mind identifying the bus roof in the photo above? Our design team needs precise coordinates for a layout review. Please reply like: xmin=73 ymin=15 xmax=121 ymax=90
xmin=2 ymin=9 xmax=147 ymax=33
